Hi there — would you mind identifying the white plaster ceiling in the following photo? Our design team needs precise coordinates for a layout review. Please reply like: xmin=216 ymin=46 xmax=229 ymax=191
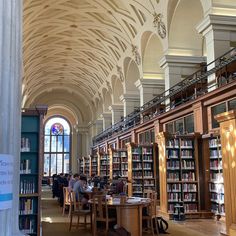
xmin=23 ymin=0 xmax=157 ymax=106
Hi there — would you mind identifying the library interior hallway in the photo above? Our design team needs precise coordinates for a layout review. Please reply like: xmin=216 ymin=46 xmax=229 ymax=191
xmin=41 ymin=186 xmax=225 ymax=236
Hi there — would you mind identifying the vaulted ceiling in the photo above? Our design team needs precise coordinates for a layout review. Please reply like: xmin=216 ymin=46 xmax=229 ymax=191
xmin=23 ymin=0 xmax=162 ymax=118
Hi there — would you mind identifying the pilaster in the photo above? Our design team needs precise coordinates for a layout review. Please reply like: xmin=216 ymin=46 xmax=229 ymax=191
xmin=108 ymin=104 xmax=123 ymax=124
xmin=135 ymin=79 xmax=165 ymax=106
xmin=160 ymin=55 xmax=206 ymax=91
xmin=120 ymin=93 xmax=140 ymax=117
xmin=0 ymin=0 xmax=23 ymax=235
xmin=100 ymin=112 xmax=112 ymax=130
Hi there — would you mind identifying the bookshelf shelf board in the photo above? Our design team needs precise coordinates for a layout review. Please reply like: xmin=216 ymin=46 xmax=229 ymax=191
xmin=19 ymin=193 xmax=39 ymax=197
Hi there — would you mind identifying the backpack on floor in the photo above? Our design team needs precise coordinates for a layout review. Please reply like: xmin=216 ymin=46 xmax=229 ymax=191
xmin=108 ymin=227 xmax=131 ymax=236
xmin=154 ymin=216 xmax=169 ymax=234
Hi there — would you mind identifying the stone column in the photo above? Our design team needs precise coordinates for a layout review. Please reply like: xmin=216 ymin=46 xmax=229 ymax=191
xmin=197 ymin=14 xmax=236 ymax=65
xmin=135 ymin=78 xmax=165 ymax=106
xmin=120 ymin=93 xmax=140 ymax=117
xmin=160 ymin=55 xmax=206 ymax=90
xmin=77 ymin=127 xmax=89 ymax=158
xmin=160 ymin=55 xmax=206 ymax=109
xmin=100 ymin=112 xmax=112 ymax=130
xmin=109 ymin=104 xmax=123 ymax=124
xmin=71 ymin=125 xmax=79 ymax=173
xmin=94 ymin=119 xmax=103 ymax=135
xmin=0 ymin=0 xmax=23 ymax=235
xmin=197 ymin=14 xmax=236 ymax=90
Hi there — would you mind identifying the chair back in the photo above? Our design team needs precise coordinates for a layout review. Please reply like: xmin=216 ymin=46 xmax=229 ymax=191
xmin=92 ymin=194 xmax=107 ymax=219
xmin=69 ymin=191 xmax=83 ymax=211
xmin=63 ymin=187 xmax=70 ymax=204
xmin=147 ymin=192 xmax=158 ymax=217
xmin=143 ymin=189 xmax=154 ymax=198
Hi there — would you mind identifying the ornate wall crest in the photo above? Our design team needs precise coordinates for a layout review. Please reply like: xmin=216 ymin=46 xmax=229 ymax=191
xmin=106 ymin=81 xmax=112 ymax=93
xmin=153 ymin=13 xmax=166 ymax=39
xmin=132 ymin=45 xmax=141 ymax=65
xmin=116 ymin=65 xmax=124 ymax=82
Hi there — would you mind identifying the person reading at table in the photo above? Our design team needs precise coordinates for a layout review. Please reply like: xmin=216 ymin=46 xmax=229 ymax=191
xmin=73 ymin=175 xmax=89 ymax=208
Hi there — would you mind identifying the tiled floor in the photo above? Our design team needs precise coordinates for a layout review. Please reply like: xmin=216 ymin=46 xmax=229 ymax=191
xmin=41 ymin=186 xmax=226 ymax=236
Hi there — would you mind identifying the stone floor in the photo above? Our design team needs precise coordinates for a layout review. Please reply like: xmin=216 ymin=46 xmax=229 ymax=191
xmin=41 ymin=186 xmax=226 ymax=236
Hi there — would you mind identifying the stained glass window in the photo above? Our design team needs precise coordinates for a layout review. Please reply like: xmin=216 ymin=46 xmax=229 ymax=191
xmin=44 ymin=117 xmax=71 ymax=177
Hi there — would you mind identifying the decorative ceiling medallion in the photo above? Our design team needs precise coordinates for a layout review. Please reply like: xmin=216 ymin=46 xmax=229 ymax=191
xmin=131 ymin=45 xmax=141 ymax=65
xmin=153 ymin=13 xmax=166 ymax=39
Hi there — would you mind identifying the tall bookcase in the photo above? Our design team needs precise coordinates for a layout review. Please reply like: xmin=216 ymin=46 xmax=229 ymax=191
xmin=204 ymin=133 xmax=224 ymax=218
xmin=126 ymin=143 xmax=157 ymax=197
xmin=91 ymin=154 xmax=98 ymax=176
xmin=157 ymin=132 xmax=201 ymax=218
xmin=79 ymin=157 xmax=84 ymax=174
xmin=109 ymin=149 xmax=128 ymax=180
xmin=84 ymin=156 xmax=91 ymax=176
xmin=98 ymin=152 xmax=110 ymax=177
xmin=19 ymin=107 xmax=47 ymax=236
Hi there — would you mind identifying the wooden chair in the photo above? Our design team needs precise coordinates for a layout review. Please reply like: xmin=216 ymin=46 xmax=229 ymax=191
xmin=144 ymin=189 xmax=155 ymax=199
xmin=62 ymin=187 xmax=72 ymax=217
xmin=142 ymin=192 xmax=159 ymax=236
xmin=92 ymin=194 xmax=116 ymax=236
xmin=69 ymin=191 xmax=91 ymax=231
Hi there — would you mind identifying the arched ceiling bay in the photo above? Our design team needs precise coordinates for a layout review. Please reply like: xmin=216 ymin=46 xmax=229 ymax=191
xmin=23 ymin=0 xmax=158 ymax=110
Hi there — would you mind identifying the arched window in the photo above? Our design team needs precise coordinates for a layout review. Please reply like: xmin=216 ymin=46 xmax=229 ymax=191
xmin=44 ymin=117 xmax=71 ymax=176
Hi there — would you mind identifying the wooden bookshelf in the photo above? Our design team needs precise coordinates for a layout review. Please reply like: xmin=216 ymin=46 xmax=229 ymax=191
xmin=157 ymin=132 xmax=202 ymax=219
xmin=84 ymin=156 xmax=91 ymax=177
xmin=126 ymin=143 xmax=157 ymax=197
xmin=98 ymin=152 xmax=110 ymax=177
xmin=79 ymin=157 xmax=84 ymax=174
xmin=203 ymin=133 xmax=225 ymax=219
xmin=91 ymin=154 xmax=98 ymax=176
xmin=109 ymin=148 xmax=128 ymax=180
xmin=19 ymin=107 xmax=47 ymax=236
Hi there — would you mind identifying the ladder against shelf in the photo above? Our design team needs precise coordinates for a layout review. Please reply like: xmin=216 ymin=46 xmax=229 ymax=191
xmin=126 ymin=142 xmax=157 ymax=197
xmin=19 ymin=107 xmax=47 ymax=236
xmin=157 ymin=132 xmax=212 ymax=219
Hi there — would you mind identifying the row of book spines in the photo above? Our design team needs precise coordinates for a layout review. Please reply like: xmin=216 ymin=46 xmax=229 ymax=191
xmin=210 ymin=192 xmax=224 ymax=201
xmin=168 ymin=203 xmax=198 ymax=213
xmin=210 ymin=173 xmax=223 ymax=182
xmin=209 ymin=183 xmax=224 ymax=193
xmin=20 ymin=180 xmax=36 ymax=194
xmin=19 ymin=217 xmax=36 ymax=234
xmin=209 ymin=139 xmax=221 ymax=147
xmin=168 ymin=192 xmax=197 ymax=201
xmin=167 ymin=172 xmax=195 ymax=181
xmin=211 ymin=203 xmax=225 ymax=214
xmin=20 ymin=159 xmax=32 ymax=174
xmin=19 ymin=199 xmax=35 ymax=215
xmin=167 ymin=150 xmax=193 ymax=156
xmin=210 ymin=160 xmax=222 ymax=168
xmin=166 ymin=139 xmax=193 ymax=147
xmin=21 ymin=137 xmax=31 ymax=152
xmin=167 ymin=160 xmax=195 ymax=169
xmin=132 ymin=163 xmax=152 ymax=168
xmin=132 ymin=171 xmax=153 ymax=178
xmin=132 ymin=147 xmax=153 ymax=154
xmin=167 ymin=183 xmax=197 ymax=192
xmin=210 ymin=149 xmax=222 ymax=157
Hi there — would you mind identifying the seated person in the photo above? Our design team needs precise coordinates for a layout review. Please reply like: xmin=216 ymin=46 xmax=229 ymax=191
xmin=68 ymin=173 xmax=79 ymax=191
xmin=116 ymin=178 xmax=125 ymax=194
xmin=73 ymin=175 xmax=89 ymax=207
